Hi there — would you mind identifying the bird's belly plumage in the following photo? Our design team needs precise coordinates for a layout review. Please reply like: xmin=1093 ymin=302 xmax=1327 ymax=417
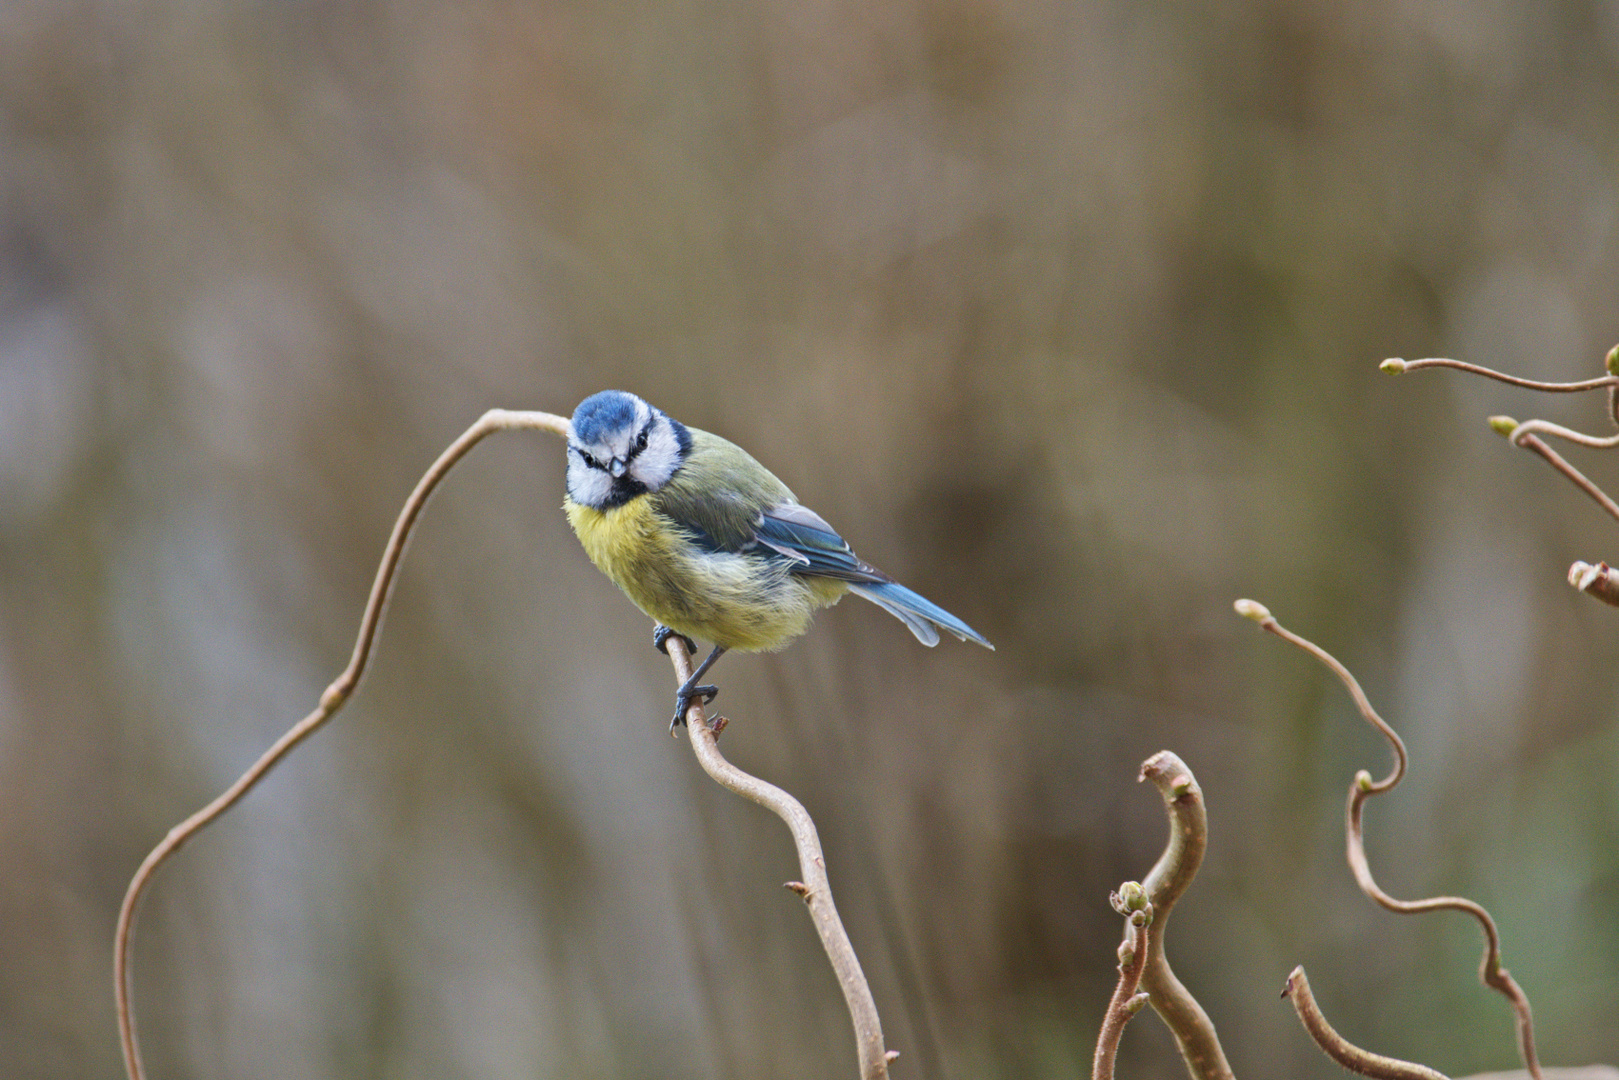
xmin=565 ymin=495 xmax=847 ymax=652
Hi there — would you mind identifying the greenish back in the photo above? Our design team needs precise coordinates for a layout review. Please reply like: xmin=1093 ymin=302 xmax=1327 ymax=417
xmin=651 ymin=428 xmax=793 ymax=552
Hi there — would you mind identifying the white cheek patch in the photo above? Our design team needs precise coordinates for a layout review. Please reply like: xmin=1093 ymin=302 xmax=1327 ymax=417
xmin=630 ymin=418 xmax=682 ymax=490
xmin=567 ymin=452 xmax=615 ymax=507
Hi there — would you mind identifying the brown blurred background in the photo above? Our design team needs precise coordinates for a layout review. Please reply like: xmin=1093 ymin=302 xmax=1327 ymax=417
xmin=3 ymin=0 xmax=1618 ymax=1077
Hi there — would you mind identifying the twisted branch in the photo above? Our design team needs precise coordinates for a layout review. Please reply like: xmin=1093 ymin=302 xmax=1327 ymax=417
xmin=1495 ymin=418 xmax=1619 ymax=451
xmin=1283 ymin=967 xmax=1452 ymax=1080
xmin=1481 ymin=421 xmax=1619 ymax=523
xmin=1135 ymin=751 xmax=1234 ymax=1080
xmin=116 ymin=406 xmax=893 ymax=1080
xmin=662 ymin=638 xmax=894 ymax=1080
xmin=114 ymin=408 xmax=569 ymax=1080
xmin=1384 ymin=350 xmax=1619 ymax=604
xmin=1236 ymin=600 xmax=1543 ymax=1080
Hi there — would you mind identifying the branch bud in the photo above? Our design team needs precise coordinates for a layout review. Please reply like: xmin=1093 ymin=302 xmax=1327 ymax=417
xmin=1233 ymin=598 xmax=1272 ymax=623
xmin=1607 ymin=343 xmax=1619 ymax=377
xmin=1380 ymin=358 xmax=1408 ymax=374
xmin=1112 ymin=880 xmax=1148 ymax=913
xmin=1487 ymin=415 xmax=1519 ymax=438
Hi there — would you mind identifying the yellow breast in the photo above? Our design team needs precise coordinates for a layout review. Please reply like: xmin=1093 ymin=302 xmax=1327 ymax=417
xmin=564 ymin=495 xmax=847 ymax=652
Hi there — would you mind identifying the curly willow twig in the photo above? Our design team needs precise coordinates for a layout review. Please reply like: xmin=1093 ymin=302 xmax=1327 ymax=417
xmin=1380 ymin=356 xmax=1618 ymax=394
xmin=1283 ymin=966 xmax=1452 ymax=1080
xmin=1485 ymin=423 xmax=1619 ymax=524
xmin=1235 ymin=600 xmax=1543 ymax=1080
xmin=1384 ymin=351 xmax=1619 ymax=596
xmin=114 ymin=408 xmax=895 ymax=1080
xmin=661 ymin=636 xmax=895 ymax=1080
xmin=114 ymin=408 xmax=570 ymax=1080
xmin=1134 ymin=751 xmax=1234 ymax=1080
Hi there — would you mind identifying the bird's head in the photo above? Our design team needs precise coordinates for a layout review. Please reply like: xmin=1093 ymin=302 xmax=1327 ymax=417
xmin=566 ymin=390 xmax=691 ymax=509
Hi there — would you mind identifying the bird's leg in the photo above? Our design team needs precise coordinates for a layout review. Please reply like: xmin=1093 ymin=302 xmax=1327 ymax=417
xmin=652 ymin=623 xmax=699 ymax=658
xmin=670 ymin=644 xmax=727 ymax=730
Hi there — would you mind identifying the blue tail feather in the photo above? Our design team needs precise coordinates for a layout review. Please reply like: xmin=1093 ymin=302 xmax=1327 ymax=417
xmin=849 ymin=581 xmax=993 ymax=650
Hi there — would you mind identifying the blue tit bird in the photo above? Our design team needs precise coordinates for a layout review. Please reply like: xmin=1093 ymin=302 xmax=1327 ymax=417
xmin=563 ymin=390 xmax=993 ymax=729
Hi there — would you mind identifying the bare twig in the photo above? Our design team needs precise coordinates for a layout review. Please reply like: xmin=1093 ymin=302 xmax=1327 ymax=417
xmin=1093 ymin=883 xmax=1154 ymax=1080
xmin=1497 ymin=418 xmax=1619 ymax=450
xmin=1235 ymin=600 xmax=1544 ymax=1080
xmin=1380 ymin=357 xmax=1618 ymax=393
xmin=1485 ymin=421 xmax=1619 ymax=523
xmin=1135 ymin=751 xmax=1234 ymax=1080
xmin=1283 ymin=966 xmax=1452 ymax=1080
xmin=115 ymin=409 xmax=571 ymax=1080
xmin=1568 ymin=561 xmax=1619 ymax=607
xmin=661 ymin=636 xmax=893 ymax=1080
xmin=117 ymin=404 xmax=895 ymax=1080
xmin=1383 ymin=351 xmax=1619 ymax=566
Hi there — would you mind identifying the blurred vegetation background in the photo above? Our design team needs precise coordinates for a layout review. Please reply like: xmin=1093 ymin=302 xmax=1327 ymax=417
xmin=3 ymin=0 xmax=1619 ymax=1078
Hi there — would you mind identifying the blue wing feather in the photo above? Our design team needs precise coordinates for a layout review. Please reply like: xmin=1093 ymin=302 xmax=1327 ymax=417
xmin=757 ymin=503 xmax=993 ymax=650
xmin=676 ymin=495 xmax=993 ymax=650
xmin=753 ymin=508 xmax=888 ymax=582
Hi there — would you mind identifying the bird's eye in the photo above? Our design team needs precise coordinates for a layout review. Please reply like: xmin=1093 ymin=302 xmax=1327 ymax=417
xmin=578 ymin=449 xmax=598 ymax=469
xmin=636 ymin=428 xmax=649 ymax=452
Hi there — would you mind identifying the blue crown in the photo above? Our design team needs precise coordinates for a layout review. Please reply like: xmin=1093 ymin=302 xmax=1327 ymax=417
xmin=571 ymin=391 xmax=640 ymax=443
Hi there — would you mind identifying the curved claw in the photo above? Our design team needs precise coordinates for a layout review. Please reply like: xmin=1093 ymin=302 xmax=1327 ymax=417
xmin=670 ymin=684 xmax=720 ymax=729
xmin=653 ymin=624 xmax=700 ymax=657
xmin=664 ymin=643 xmax=728 ymax=730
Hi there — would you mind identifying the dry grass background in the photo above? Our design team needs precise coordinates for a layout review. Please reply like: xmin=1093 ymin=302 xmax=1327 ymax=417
xmin=2 ymin=1 xmax=1618 ymax=1077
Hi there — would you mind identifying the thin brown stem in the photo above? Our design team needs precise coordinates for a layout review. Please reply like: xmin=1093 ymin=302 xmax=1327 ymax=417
xmin=1236 ymin=601 xmax=1544 ymax=1080
xmin=1094 ymin=886 xmax=1154 ymax=1080
xmin=1283 ymin=967 xmax=1452 ymax=1080
xmin=1504 ymin=429 xmax=1619 ymax=524
xmin=1135 ymin=751 xmax=1234 ymax=1080
xmin=1386 ymin=351 xmax=1619 ymax=518
xmin=661 ymin=637 xmax=892 ymax=1080
xmin=114 ymin=409 xmax=570 ymax=1080
xmin=1382 ymin=357 xmax=1619 ymax=392
xmin=1504 ymin=418 xmax=1619 ymax=450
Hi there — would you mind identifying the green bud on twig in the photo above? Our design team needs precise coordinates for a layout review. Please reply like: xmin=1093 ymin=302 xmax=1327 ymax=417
xmin=1113 ymin=880 xmax=1148 ymax=913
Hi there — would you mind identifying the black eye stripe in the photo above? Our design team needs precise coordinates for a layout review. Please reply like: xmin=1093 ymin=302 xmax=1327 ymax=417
xmin=626 ymin=421 xmax=653 ymax=460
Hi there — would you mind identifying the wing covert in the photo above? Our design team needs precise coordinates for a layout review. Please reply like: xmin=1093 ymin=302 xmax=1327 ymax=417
xmin=754 ymin=503 xmax=890 ymax=583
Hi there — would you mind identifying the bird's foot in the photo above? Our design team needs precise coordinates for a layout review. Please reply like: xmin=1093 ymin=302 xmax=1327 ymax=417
xmin=669 ymin=683 xmax=719 ymax=730
xmin=653 ymin=624 xmax=699 ymax=657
